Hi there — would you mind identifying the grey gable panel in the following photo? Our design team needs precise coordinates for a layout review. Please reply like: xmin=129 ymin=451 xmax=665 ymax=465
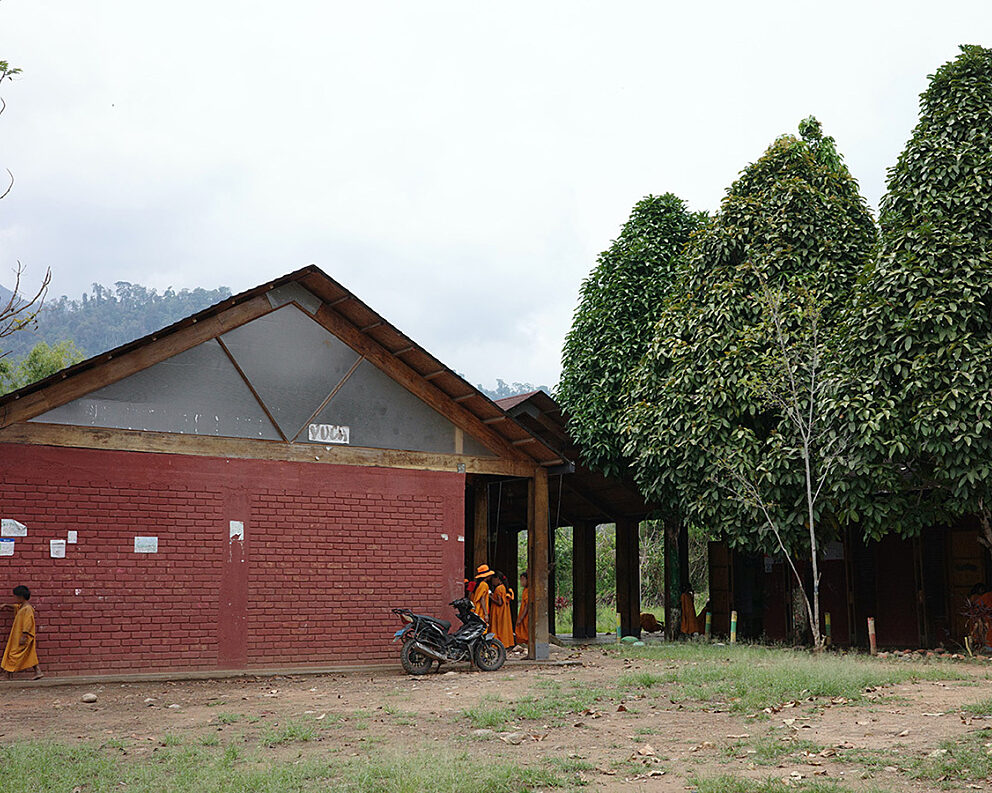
xmin=220 ymin=304 xmax=361 ymax=440
xmin=307 ymin=359 xmax=493 ymax=456
xmin=265 ymin=283 xmax=322 ymax=315
xmin=30 ymin=339 xmax=281 ymax=439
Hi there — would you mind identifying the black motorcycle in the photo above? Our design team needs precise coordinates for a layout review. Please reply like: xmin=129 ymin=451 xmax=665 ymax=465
xmin=391 ymin=597 xmax=506 ymax=675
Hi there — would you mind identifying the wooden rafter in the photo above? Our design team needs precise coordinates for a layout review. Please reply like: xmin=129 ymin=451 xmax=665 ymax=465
xmin=313 ymin=303 xmax=530 ymax=462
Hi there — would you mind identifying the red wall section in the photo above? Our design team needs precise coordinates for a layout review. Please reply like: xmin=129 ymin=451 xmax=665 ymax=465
xmin=0 ymin=442 xmax=465 ymax=677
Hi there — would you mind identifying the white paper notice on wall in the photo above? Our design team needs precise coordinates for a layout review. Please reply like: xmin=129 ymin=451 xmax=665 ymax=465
xmin=1 ymin=519 xmax=27 ymax=537
xmin=229 ymin=521 xmax=244 ymax=541
xmin=50 ymin=539 xmax=66 ymax=559
xmin=67 ymin=531 xmax=78 ymax=544
xmin=0 ymin=539 xmax=13 ymax=556
xmin=308 ymin=423 xmax=350 ymax=444
xmin=134 ymin=536 xmax=159 ymax=554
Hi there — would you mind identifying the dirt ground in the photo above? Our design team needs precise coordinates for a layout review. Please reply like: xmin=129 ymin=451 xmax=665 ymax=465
xmin=3 ymin=644 xmax=992 ymax=791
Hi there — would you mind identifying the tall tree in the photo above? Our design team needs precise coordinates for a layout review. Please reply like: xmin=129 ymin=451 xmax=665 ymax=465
xmin=624 ymin=120 xmax=876 ymax=643
xmin=842 ymin=45 xmax=992 ymax=546
xmin=558 ymin=193 xmax=703 ymax=479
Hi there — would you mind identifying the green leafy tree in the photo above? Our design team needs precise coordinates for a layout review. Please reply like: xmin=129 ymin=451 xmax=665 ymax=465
xmin=842 ymin=45 xmax=992 ymax=547
xmin=624 ymin=119 xmax=876 ymax=644
xmin=0 ymin=339 xmax=85 ymax=394
xmin=558 ymin=194 xmax=704 ymax=479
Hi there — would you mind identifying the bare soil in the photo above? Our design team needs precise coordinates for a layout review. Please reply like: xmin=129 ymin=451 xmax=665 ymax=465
xmin=2 ymin=645 xmax=991 ymax=791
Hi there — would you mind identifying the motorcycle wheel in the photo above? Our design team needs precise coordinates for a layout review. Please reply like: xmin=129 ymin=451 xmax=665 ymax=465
xmin=473 ymin=638 xmax=506 ymax=671
xmin=401 ymin=641 xmax=434 ymax=675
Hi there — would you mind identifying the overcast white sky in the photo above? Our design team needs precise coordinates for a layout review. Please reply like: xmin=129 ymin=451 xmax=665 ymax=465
xmin=0 ymin=2 xmax=989 ymax=389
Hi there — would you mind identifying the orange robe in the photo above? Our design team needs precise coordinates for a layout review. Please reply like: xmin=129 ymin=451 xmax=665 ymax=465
xmin=2 ymin=603 xmax=39 ymax=672
xmin=680 ymin=593 xmax=702 ymax=635
xmin=490 ymin=584 xmax=514 ymax=648
xmin=640 ymin=612 xmax=662 ymax=633
xmin=515 ymin=586 xmax=529 ymax=644
xmin=471 ymin=580 xmax=490 ymax=624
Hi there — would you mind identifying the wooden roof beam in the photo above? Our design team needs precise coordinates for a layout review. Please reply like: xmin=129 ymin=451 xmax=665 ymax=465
xmin=313 ymin=304 xmax=532 ymax=463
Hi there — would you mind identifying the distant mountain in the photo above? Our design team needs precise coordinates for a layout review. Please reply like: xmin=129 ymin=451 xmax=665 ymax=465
xmin=0 ymin=281 xmax=233 ymax=361
xmin=476 ymin=380 xmax=551 ymax=401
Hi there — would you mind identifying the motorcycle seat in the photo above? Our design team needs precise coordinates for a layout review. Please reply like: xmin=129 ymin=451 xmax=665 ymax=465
xmin=413 ymin=614 xmax=451 ymax=632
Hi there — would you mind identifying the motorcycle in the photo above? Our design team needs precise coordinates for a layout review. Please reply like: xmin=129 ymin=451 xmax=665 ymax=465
xmin=391 ymin=597 xmax=506 ymax=675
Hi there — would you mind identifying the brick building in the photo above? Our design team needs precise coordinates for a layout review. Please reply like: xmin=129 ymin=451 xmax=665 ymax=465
xmin=0 ymin=267 xmax=565 ymax=677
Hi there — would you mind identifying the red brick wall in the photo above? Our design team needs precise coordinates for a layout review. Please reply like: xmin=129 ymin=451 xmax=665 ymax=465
xmin=0 ymin=442 xmax=465 ymax=677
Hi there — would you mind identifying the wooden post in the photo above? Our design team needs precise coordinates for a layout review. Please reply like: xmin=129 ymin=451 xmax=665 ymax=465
xmin=664 ymin=518 xmax=680 ymax=640
xmin=616 ymin=518 xmax=641 ymax=638
xmin=473 ymin=480 xmax=489 ymax=572
xmin=573 ymin=521 xmax=597 ymax=639
xmin=548 ymin=521 xmax=557 ymax=637
xmin=867 ymin=617 xmax=877 ymax=655
xmin=528 ymin=467 xmax=550 ymax=660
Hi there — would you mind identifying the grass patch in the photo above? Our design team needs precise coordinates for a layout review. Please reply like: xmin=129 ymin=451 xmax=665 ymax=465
xmin=909 ymin=730 xmax=992 ymax=782
xmin=692 ymin=776 xmax=865 ymax=793
xmin=722 ymin=736 xmax=823 ymax=765
xmin=964 ymin=695 xmax=992 ymax=716
xmin=464 ymin=695 xmax=516 ymax=729
xmin=0 ymin=742 xmax=567 ymax=793
xmin=258 ymin=719 xmax=317 ymax=746
xmin=617 ymin=671 xmax=664 ymax=689
xmin=214 ymin=712 xmax=242 ymax=725
xmin=616 ymin=643 xmax=964 ymax=712
xmin=463 ymin=681 xmax=608 ymax=729
xmin=160 ymin=734 xmax=183 ymax=746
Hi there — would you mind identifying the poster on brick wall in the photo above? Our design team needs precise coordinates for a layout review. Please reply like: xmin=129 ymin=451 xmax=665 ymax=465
xmin=50 ymin=539 xmax=66 ymax=559
xmin=1 ymin=519 xmax=27 ymax=537
xmin=0 ymin=538 xmax=13 ymax=556
xmin=134 ymin=536 xmax=159 ymax=553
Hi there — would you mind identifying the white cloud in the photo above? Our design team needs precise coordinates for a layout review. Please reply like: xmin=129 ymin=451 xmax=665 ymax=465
xmin=0 ymin=0 xmax=988 ymax=387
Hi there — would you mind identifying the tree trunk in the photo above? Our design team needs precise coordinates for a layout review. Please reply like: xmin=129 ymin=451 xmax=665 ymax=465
xmin=977 ymin=501 xmax=992 ymax=555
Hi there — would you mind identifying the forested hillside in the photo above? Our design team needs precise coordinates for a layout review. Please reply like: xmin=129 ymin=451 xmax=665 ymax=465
xmin=1 ymin=280 xmax=546 ymax=401
xmin=0 ymin=281 xmax=233 ymax=361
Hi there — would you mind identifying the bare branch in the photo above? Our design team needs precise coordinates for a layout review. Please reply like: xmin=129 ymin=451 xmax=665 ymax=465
xmin=0 ymin=263 xmax=51 ymax=354
xmin=0 ymin=168 xmax=12 ymax=202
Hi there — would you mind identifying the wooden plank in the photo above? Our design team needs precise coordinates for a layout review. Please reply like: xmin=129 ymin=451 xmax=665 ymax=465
xmin=528 ymin=467 xmax=550 ymax=660
xmin=616 ymin=518 xmax=641 ymax=638
xmin=0 ymin=422 xmax=539 ymax=477
xmin=473 ymin=481 xmax=489 ymax=571
xmin=314 ymin=304 xmax=530 ymax=463
xmin=0 ymin=296 xmax=275 ymax=428
xmin=572 ymin=521 xmax=597 ymax=639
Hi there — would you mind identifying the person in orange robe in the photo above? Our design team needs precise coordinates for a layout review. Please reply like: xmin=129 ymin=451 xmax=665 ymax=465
xmin=977 ymin=586 xmax=992 ymax=649
xmin=515 ymin=571 xmax=529 ymax=646
xmin=471 ymin=565 xmax=493 ymax=624
xmin=2 ymin=585 xmax=42 ymax=679
xmin=680 ymin=588 xmax=702 ymax=635
xmin=489 ymin=571 xmax=515 ymax=648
